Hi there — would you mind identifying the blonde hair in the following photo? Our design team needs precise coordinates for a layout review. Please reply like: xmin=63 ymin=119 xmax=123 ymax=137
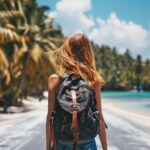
xmin=56 ymin=33 xmax=105 ymax=86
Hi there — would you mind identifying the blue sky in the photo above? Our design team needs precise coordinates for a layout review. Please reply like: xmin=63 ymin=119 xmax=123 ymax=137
xmin=38 ymin=0 xmax=150 ymax=29
xmin=37 ymin=0 xmax=150 ymax=59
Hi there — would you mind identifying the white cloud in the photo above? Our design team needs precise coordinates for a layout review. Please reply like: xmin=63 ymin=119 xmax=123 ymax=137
xmin=49 ymin=0 xmax=94 ymax=35
xmin=50 ymin=0 xmax=150 ymax=59
xmin=89 ymin=12 xmax=150 ymax=59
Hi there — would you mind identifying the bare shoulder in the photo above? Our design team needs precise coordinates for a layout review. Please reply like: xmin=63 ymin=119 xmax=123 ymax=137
xmin=49 ymin=74 xmax=59 ymax=80
xmin=48 ymin=74 xmax=61 ymax=90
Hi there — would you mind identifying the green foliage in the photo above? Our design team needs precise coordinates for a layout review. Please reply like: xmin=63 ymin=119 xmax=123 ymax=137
xmin=92 ymin=43 xmax=149 ymax=91
xmin=0 ymin=0 xmax=64 ymax=110
xmin=0 ymin=0 xmax=149 ymax=111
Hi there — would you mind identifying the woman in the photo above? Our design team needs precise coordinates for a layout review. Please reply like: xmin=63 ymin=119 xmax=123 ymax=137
xmin=46 ymin=33 xmax=108 ymax=150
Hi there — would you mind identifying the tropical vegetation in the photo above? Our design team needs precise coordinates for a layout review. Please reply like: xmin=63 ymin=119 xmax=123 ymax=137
xmin=92 ymin=43 xmax=150 ymax=91
xmin=0 ymin=0 xmax=150 ymax=111
xmin=0 ymin=0 xmax=64 ymax=111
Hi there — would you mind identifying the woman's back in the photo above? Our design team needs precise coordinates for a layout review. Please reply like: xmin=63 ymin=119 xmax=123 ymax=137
xmin=56 ymin=72 xmax=99 ymax=141
xmin=46 ymin=33 xmax=108 ymax=150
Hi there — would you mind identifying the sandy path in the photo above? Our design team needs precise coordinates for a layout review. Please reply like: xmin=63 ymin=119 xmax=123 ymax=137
xmin=0 ymin=98 xmax=150 ymax=150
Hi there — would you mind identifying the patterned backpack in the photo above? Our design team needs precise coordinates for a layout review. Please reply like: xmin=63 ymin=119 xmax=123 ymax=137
xmin=50 ymin=71 xmax=101 ymax=150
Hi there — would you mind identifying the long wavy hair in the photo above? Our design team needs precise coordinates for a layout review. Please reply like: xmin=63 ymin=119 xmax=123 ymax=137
xmin=56 ymin=33 xmax=105 ymax=86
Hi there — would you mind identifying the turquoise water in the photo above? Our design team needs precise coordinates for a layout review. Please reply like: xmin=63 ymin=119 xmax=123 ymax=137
xmin=101 ymin=91 xmax=150 ymax=98
xmin=101 ymin=92 xmax=150 ymax=113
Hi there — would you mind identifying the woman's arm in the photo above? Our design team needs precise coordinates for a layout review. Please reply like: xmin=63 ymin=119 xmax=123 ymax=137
xmin=92 ymin=83 xmax=108 ymax=150
xmin=46 ymin=74 xmax=59 ymax=150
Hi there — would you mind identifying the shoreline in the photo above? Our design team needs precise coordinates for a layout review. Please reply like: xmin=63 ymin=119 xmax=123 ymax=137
xmin=1 ymin=95 xmax=150 ymax=132
xmin=102 ymin=99 xmax=150 ymax=134
xmin=0 ymin=96 xmax=150 ymax=149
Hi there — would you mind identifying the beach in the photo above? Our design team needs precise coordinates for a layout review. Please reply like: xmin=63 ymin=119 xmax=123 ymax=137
xmin=0 ymin=94 xmax=150 ymax=150
xmin=103 ymin=98 xmax=150 ymax=132
xmin=99 ymin=98 xmax=150 ymax=150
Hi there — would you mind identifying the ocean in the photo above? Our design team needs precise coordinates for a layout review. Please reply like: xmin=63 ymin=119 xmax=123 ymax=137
xmin=101 ymin=92 xmax=150 ymax=114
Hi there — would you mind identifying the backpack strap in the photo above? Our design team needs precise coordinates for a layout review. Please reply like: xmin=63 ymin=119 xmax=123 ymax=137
xmin=71 ymin=90 xmax=79 ymax=150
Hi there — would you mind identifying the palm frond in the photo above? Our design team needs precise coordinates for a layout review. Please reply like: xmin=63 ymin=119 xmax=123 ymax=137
xmin=31 ymin=6 xmax=49 ymax=25
xmin=48 ymin=37 xmax=65 ymax=42
xmin=35 ymin=38 xmax=58 ymax=50
xmin=0 ymin=0 xmax=18 ymax=10
xmin=29 ymin=44 xmax=43 ymax=64
xmin=0 ymin=27 xmax=21 ymax=44
xmin=0 ymin=48 xmax=10 ymax=84
xmin=0 ymin=48 xmax=9 ymax=68
xmin=13 ymin=39 xmax=28 ymax=65
xmin=17 ymin=0 xmax=28 ymax=26
xmin=0 ymin=11 xmax=23 ymax=20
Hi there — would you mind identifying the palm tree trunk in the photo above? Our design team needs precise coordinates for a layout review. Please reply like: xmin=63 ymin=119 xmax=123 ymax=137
xmin=12 ymin=52 xmax=29 ymax=105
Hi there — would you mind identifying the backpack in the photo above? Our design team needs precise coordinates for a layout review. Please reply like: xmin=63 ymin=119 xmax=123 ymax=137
xmin=52 ymin=71 xmax=100 ymax=149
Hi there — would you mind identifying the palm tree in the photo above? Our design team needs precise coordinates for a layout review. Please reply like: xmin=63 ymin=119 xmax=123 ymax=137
xmin=0 ymin=0 xmax=64 ymax=110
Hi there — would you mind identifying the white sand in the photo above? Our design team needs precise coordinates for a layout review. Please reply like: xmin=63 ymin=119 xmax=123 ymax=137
xmin=102 ymin=99 xmax=150 ymax=130
xmin=0 ymin=97 xmax=44 ymax=122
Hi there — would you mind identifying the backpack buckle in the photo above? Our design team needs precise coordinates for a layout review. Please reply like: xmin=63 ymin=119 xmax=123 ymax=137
xmin=50 ymin=116 xmax=54 ymax=124
xmin=72 ymin=106 xmax=78 ymax=111
xmin=50 ymin=111 xmax=55 ymax=124
xmin=71 ymin=126 xmax=79 ymax=133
